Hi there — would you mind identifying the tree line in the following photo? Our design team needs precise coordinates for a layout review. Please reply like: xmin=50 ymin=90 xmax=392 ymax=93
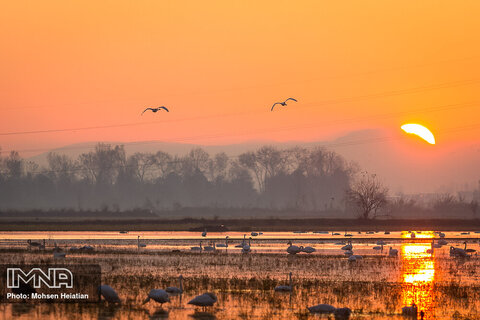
xmin=0 ymin=144 xmax=355 ymax=213
xmin=1 ymin=143 xmax=478 ymax=219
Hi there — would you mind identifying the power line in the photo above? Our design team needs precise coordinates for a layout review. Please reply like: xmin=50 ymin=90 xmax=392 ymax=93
xmin=1 ymin=121 xmax=479 ymax=177
xmin=2 ymin=54 xmax=479 ymax=111
xmin=1 ymin=77 xmax=479 ymax=137
xmin=1 ymin=100 xmax=478 ymax=155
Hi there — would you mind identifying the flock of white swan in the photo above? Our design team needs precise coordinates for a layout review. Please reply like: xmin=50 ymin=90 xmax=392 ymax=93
xmin=24 ymin=230 xmax=478 ymax=318
xmin=96 ymin=272 xmax=353 ymax=318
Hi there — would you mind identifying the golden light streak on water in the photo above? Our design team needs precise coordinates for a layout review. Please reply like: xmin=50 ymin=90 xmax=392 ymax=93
xmin=401 ymin=231 xmax=435 ymax=319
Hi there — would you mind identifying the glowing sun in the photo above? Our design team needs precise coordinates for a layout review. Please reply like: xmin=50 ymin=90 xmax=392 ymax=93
xmin=401 ymin=123 xmax=435 ymax=145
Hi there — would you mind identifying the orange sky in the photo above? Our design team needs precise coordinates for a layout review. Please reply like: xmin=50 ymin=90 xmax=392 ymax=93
xmin=1 ymin=1 xmax=480 ymax=157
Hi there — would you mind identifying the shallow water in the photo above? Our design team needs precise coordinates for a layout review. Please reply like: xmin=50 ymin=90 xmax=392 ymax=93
xmin=0 ymin=230 xmax=479 ymax=319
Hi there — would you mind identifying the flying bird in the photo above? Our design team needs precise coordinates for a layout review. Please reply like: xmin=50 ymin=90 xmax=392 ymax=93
xmin=141 ymin=106 xmax=169 ymax=115
xmin=271 ymin=98 xmax=297 ymax=111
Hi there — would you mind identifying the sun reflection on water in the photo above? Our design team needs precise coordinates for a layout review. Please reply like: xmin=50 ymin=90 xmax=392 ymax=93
xmin=401 ymin=231 xmax=435 ymax=319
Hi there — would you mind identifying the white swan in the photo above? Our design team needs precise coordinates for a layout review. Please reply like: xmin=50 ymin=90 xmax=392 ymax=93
xmin=166 ymin=275 xmax=183 ymax=294
xmin=216 ymin=236 xmax=229 ymax=248
xmin=27 ymin=239 xmax=45 ymax=250
xmin=450 ymin=246 xmax=467 ymax=258
xmin=388 ymin=247 xmax=398 ymax=257
xmin=98 ymin=285 xmax=121 ymax=303
xmin=235 ymin=234 xmax=247 ymax=248
xmin=242 ymin=237 xmax=252 ymax=253
xmin=141 ymin=106 xmax=169 ymax=115
xmin=438 ymin=239 xmax=447 ymax=246
xmin=203 ymin=241 xmax=216 ymax=252
xmin=286 ymin=241 xmax=303 ymax=255
xmin=373 ymin=244 xmax=384 ymax=253
xmin=271 ymin=98 xmax=297 ymax=111
xmin=464 ymin=241 xmax=476 ymax=254
xmin=143 ymin=289 xmax=170 ymax=305
xmin=427 ymin=240 xmax=437 ymax=254
xmin=302 ymin=246 xmax=316 ymax=253
xmin=274 ymin=272 xmax=292 ymax=292
xmin=341 ymin=240 xmax=352 ymax=251
xmin=307 ymin=304 xmax=336 ymax=314
xmin=137 ymin=236 xmax=146 ymax=249
xmin=188 ymin=292 xmax=217 ymax=311
xmin=191 ymin=242 xmax=203 ymax=251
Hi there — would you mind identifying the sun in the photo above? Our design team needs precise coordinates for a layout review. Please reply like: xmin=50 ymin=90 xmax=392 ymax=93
xmin=401 ymin=123 xmax=436 ymax=145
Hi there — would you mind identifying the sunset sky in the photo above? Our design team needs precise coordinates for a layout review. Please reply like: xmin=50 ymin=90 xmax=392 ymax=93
xmin=1 ymin=1 xmax=480 ymax=157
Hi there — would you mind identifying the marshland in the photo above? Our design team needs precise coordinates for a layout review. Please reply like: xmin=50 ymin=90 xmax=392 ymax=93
xmin=1 ymin=230 xmax=480 ymax=319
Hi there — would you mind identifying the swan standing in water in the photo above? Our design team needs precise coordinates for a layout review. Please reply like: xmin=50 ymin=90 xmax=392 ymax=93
xmin=450 ymin=245 xmax=467 ymax=258
xmin=388 ymin=247 xmax=398 ymax=257
xmin=203 ymin=241 xmax=216 ymax=252
xmin=137 ymin=236 xmax=146 ymax=249
xmin=98 ymin=285 xmax=121 ymax=303
xmin=341 ymin=240 xmax=352 ymax=251
xmin=166 ymin=275 xmax=183 ymax=294
xmin=373 ymin=244 xmax=384 ymax=253
xmin=27 ymin=239 xmax=45 ymax=250
xmin=216 ymin=236 xmax=229 ymax=248
xmin=464 ymin=241 xmax=476 ymax=254
xmin=188 ymin=293 xmax=217 ymax=311
xmin=143 ymin=289 xmax=170 ymax=306
xmin=427 ymin=240 xmax=436 ymax=254
xmin=302 ymin=246 xmax=316 ymax=253
xmin=274 ymin=272 xmax=293 ymax=292
xmin=242 ymin=237 xmax=252 ymax=253
xmin=307 ymin=304 xmax=336 ymax=314
xmin=191 ymin=242 xmax=203 ymax=252
xmin=235 ymin=234 xmax=247 ymax=248
xmin=286 ymin=241 xmax=303 ymax=255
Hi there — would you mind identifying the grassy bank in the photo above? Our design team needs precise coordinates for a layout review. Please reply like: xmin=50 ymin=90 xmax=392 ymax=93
xmin=1 ymin=217 xmax=480 ymax=231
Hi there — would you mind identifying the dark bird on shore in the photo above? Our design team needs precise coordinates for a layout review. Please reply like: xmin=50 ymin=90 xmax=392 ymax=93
xmin=141 ymin=106 xmax=169 ymax=115
xmin=271 ymin=98 xmax=297 ymax=111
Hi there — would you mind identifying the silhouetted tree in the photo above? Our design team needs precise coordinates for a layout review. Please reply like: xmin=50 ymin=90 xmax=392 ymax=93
xmin=346 ymin=172 xmax=388 ymax=219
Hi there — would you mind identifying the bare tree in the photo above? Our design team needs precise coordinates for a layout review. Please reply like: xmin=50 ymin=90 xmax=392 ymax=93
xmin=128 ymin=152 xmax=157 ymax=182
xmin=78 ymin=143 xmax=126 ymax=185
xmin=155 ymin=151 xmax=173 ymax=178
xmin=346 ymin=172 xmax=388 ymax=219
xmin=180 ymin=148 xmax=210 ymax=177
xmin=47 ymin=152 xmax=78 ymax=183
xmin=207 ymin=152 xmax=229 ymax=181
xmin=4 ymin=151 xmax=23 ymax=179
xmin=238 ymin=146 xmax=286 ymax=192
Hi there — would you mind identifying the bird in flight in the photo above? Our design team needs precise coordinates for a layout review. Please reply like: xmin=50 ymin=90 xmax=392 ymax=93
xmin=141 ymin=106 xmax=169 ymax=115
xmin=271 ymin=98 xmax=297 ymax=111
